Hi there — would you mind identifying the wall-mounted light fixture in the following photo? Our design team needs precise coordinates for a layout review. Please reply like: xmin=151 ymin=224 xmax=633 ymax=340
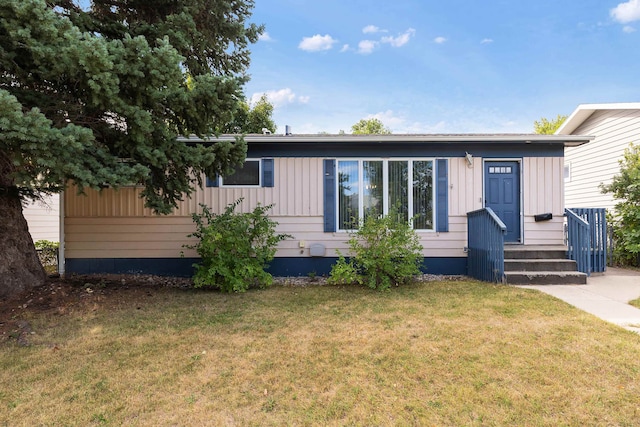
xmin=465 ymin=152 xmax=473 ymax=167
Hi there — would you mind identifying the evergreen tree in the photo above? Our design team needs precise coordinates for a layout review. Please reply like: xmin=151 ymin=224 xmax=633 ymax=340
xmin=0 ymin=0 xmax=262 ymax=296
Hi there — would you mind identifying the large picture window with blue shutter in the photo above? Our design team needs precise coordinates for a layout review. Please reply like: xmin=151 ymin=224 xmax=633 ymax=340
xmin=337 ymin=159 xmax=434 ymax=231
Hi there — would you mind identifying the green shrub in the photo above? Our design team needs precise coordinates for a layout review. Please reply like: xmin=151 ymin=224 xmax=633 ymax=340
xmin=185 ymin=198 xmax=291 ymax=292
xmin=329 ymin=212 xmax=423 ymax=290
xmin=34 ymin=240 xmax=59 ymax=251
xmin=327 ymin=255 xmax=362 ymax=286
xmin=601 ymin=143 xmax=640 ymax=265
xmin=34 ymin=240 xmax=59 ymax=274
xmin=607 ymin=212 xmax=639 ymax=266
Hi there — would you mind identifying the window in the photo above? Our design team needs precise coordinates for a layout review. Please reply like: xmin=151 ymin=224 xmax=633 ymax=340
xmin=337 ymin=159 xmax=434 ymax=230
xmin=489 ymin=166 xmax=512 ymax=174
xmin=564 ymin=162 xmax=571 ymax=182
xmin=206 ymin=159 xmax=274 ymax=188
xmin=221 ymin=159 xmax=261 ymax=187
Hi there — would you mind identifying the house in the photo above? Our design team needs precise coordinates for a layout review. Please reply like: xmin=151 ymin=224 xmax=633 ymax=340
xmin=61 ymin=133 xmax=592 ymax=278
xmin=557 ymin=103 xmax=640 ymax=211
xmin=23 ymin=195 xmax=60 ymax=243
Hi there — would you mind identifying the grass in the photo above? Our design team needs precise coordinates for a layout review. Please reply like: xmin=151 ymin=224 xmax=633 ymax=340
xmin=630 ymin=297 xmax=640 ymax=309
xmin=2 ymin=280 xmax=640 ymax=426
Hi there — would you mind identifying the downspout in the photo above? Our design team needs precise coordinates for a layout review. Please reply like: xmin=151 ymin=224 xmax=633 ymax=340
xmin=58 ymin=191 xmax=65 ymax=276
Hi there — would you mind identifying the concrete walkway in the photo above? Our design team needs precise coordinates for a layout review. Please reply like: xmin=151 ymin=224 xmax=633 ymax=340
xmin=518 ymin=267 xmax=640 ymax=333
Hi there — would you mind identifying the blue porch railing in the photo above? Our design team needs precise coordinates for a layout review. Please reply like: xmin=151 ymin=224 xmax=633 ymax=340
xmin=566 ymin=208 xmax=607 ymax=274
xmin=565 ymin=208 xmax=592 ymax=276
xmin=467 ymin=208 xmax=507 ymax=283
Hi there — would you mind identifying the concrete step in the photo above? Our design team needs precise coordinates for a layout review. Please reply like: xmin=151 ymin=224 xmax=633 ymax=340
xmin=504 ymin=245 xmax=567 ymax=260
xmin=504 ymin=259 xmax=578 ymax=272
xmin=504 ymin=271 xmax=587 ymax=285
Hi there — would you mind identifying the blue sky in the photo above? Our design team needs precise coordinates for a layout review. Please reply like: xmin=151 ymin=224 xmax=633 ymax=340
xmin=242 ymin=0 xmax=640 ymax=134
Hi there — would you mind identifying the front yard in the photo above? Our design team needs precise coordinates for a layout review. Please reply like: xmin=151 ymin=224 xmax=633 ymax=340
xmin=2 ymin=277 xmax=640 ymax=425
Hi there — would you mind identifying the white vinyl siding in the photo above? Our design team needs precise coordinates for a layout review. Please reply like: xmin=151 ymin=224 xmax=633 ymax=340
xmin=23 ymin=195 xmax=60 ymax=242
xmin=564 ymin=109 xmax=640 ymax=210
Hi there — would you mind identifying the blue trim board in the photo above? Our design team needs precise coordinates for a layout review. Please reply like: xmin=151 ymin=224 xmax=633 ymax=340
xmin=323 ymin=159 xmax=336 ymax=232
xmin=246 ymin=142 xmax=564 ymax=158
xmin=66 ymin=258 xmax=199 ymax=277
xmin=436 ymin=159 xmax=449 ymax=232
xmin=66 ymin=257 xmax=469 ymax=278
xmin=262 ymin=158 xmax=274 ymax=187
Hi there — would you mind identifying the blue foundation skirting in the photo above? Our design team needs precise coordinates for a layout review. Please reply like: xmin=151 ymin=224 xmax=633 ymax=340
xmin=65 ymin=257 xmax=468 ymax=278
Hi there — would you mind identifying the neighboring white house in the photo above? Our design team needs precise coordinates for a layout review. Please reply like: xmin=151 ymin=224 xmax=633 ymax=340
xmin=23 ymin=194 xmax=60 ymax=242
xmin=557 ymin=103 xmax=640 ymax=211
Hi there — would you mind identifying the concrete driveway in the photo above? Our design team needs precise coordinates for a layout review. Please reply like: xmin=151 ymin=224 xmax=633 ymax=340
xmin=518 ymin=267 xmax=640 ymax=333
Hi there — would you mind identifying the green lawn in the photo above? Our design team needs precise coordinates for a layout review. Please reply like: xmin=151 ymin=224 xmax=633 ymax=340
xmin=2 ymin=280 xmax=640 ymax=426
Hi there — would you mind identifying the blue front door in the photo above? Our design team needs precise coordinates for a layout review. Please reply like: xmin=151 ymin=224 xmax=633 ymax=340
xmin=485 ymin=161 xmax=521 ymax=243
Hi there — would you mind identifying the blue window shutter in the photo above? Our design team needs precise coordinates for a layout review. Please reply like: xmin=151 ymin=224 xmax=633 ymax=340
xmin=206 ymin=176 xmax=219 ymax=187
xmin=262 ymin=158 xmax=274 ymax=187
xmin=323 ymin=159 xmax=336 ymax=232
xmin=436 ymin=159 xmax=449 ymax=232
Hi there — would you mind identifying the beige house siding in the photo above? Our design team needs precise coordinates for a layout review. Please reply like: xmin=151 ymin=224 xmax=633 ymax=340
xmin=65 ymin=156 xmax=565 ymax=261
xmin=64 ymin=215 xmax=469 ymax=259
xmin=23 ymin=195 xmax=60 ymax=242
xmin=523 ymin=157 xmax=565 ymax=245
xmin=449 ymin=157 xmax=483 ymax=215
xmin=65 ymin=158 xmax=323 ymax=218
xmin=564 ymin=109 xmax=640 ymax=210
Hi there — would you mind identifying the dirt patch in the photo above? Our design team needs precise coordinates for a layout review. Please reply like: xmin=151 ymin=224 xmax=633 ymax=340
xmin=0 ymin=274 xmax=193 ymax=345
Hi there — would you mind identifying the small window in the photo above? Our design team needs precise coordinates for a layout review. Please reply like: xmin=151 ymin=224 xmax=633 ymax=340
xmin=221 ymin=159 xmax=261 ymax=187
xmin=489 ymin=166 xmax=512 ymax=174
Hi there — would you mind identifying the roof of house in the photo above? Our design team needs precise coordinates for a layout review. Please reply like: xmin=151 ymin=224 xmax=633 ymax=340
xmin=556 ymin=102 xmax=640 ymax=135
xmin=180 ymin=133 xmax=593 ymax=147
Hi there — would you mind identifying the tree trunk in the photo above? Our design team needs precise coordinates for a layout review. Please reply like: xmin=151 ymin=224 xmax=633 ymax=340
xmin=0 ymin=184 xmax=46 ymax=299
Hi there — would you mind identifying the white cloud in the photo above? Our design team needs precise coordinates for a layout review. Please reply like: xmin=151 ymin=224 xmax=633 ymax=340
xmin=298 ymin=34 xmax=338 ymax=52
xmin=380 ymin=28 xmax=416 ymax=47
xmin=357 ymin=40 xmax=378 ymax=54
xmin=481 ymin=38 xmax=494 ymax=44
xmin=623 ymin=25 xmax=637 ymax=32
xmin=363 ymin=110 xmax=449 ymax=134
xmin=259 ymin=32 xmax=273 ymax=42
xmin=366 ymin=110 xmax=405 ymax=130
xmin=434 ymin=36 xmax=447 ymax=44
xmin=403 ymin=120 xmax=448 ymax=134
xmin=611 ymin=0 xmax=640 ymax=23
xmin=340 ymin=44 xmax=350 ymax=52
xmin=251 ymin=89 xmax=309 ymax=108
xmin=363 ymin=25 xmax=387 ymax=34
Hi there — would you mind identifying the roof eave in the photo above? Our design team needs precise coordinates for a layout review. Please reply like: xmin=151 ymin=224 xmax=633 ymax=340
xmin=179 ymin=134 xmax=593 ymax=147
xmin=557 ymin=102 xmax=640 ymax=135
